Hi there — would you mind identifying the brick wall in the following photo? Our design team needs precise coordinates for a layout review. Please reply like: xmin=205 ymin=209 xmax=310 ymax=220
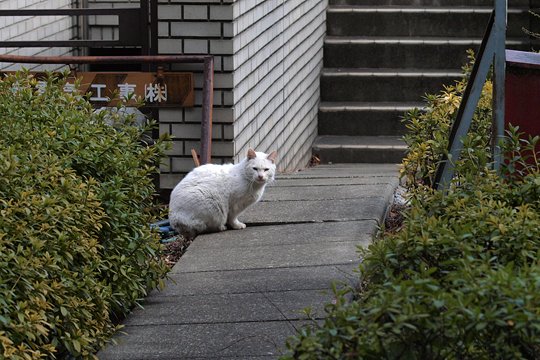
xmin=158 ymin=0 xmax=327 ymax=190
xmin=0 ymin=0 xmax=326 ymax=190
xmin=87 ymin=0 xmax=139 ymax=41
xmin=0 ymin=0 xmax=77 ymax=71
xmin=156 ymin=0 xmax=236 ymax=190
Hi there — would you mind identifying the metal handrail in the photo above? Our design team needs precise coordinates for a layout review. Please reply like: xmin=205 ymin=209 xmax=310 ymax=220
xmin=433 ymin=0 xmax=507 ymax=190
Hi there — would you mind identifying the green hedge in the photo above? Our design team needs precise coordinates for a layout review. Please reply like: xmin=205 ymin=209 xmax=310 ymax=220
xmin=283 ymin=55 xmax=540 ymax=359
xmin=0 ymin=72 xmax=169 ymax=359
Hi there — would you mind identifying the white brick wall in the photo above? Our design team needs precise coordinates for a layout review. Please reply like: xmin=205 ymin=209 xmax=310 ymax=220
xmin=87 ymin=0 xmax=138 ymax=41
xmin=156 ymin=0 xmax=236 ymax=190
xmin=0 ymin=0 xmax=77 ymax=71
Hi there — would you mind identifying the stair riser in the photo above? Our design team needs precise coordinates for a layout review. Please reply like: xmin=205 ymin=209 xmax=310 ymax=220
xmin=319 ymin=109 xmax=409 ymax=136
xmin=324 ymin=41 xmax=533 ymax=69
xmin=313 ymin=147 xmax=406 ymax=164
xmin=327 ymin=11 xmax=529 ymax=37
xmin=330 ymin=0 xmax=530 ymax=6
xmin=321 ymin=74 xmax=461 ymax=102
xmin=324 ymin=43 xmax=473 ymax=69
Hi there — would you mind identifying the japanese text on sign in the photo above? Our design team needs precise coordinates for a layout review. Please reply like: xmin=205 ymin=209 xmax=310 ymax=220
xmin=8 ymin=72 xmax=194 ymax=108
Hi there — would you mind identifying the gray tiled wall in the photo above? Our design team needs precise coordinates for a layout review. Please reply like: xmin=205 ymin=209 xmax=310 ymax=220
xmin=0 ymin=0 xmax=76 ymax=71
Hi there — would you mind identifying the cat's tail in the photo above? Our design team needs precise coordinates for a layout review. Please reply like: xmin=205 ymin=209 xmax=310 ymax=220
xmin=169 ymin=217 xmax=206 ymax=239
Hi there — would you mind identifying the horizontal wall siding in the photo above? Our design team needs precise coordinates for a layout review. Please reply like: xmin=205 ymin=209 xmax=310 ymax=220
xmin=0 ymin=0 xmax=76 ymax=71
xmin=232 ymin=0 xmax=326 ymax=171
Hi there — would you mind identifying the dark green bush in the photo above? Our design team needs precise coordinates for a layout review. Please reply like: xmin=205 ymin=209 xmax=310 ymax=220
xmin=0 ymin=72 xmax=169 ymax=358
xmin=286 ymin=262 xmax=540 ymax=359
xmin=283 ymin=55 xmax=540 ymax=359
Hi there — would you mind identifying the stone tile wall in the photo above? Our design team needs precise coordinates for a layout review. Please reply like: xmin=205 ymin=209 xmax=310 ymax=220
xmin=156 ymin=0 xmax=236 ymax=190
xmin=0 ymin=0 xmax=77 ymax=71
xmin=87 ymin=0 xmax=139 ymax=41
xmin=26 ymin=0 xmax=327 ymax=190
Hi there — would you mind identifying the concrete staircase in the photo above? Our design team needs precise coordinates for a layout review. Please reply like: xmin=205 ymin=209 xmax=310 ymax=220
xmin=314 ymin=0 xmax=533 ymax=164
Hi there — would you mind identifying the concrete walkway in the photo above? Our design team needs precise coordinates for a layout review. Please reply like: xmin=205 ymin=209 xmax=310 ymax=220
xmin=99 ymin=163 xmax=399 ymax=359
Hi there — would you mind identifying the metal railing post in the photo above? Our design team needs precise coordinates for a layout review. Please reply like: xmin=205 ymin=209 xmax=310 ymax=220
xmin=433 ymin=0 xmax=507 ymax=190
xmin=492 ymin=0 xmax=508 ymax=172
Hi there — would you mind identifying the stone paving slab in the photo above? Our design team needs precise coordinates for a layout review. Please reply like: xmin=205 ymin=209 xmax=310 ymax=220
xmin=121 ymin=289 xmax=331 ymax=326
xmin=262 ymin=183 xmax=396 ymax=201
xmin=164 ymin=264 xmax=359 ymax=294
xmin=191 ymin=221 xmax=376 ymax=248
xmin=272 ymin=176 xmax=398 ymax=187
xmin=240 ymin=198 xmax=388 ymax=225
xmin=175 ymin=240 xmax=362 ymax=272
xmin=278 ymin=163 xmax=399 ymax=178
xmin=101 ymin=321 xmax=303 ymax=359
xmin=98 ymin=164 xmax=399 ymax=359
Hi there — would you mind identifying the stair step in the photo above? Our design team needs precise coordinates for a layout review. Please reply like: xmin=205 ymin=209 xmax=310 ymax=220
xmin=313 ymin=136 xmax=407 ymax=164
xmin=324 ymin=37 xmax=529 ymax=69
xmin=327 ymin=6 xmax=529 ymax=37
xmin=321 ymin=69 xmax=462 ymax=102
xmin=319 ymin=102 xmax=422 ymax=136
xmin=314 ymin=1 xmax=531 ymax=164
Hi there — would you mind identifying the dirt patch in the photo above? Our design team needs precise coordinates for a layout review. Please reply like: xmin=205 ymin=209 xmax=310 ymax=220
xmin=384 ymin=202 xmax=406 ymax=234
xmin=384 ymin=186 xmax=408 ymax=234
xmin=162 ymin=235 xmax=193 ymax=268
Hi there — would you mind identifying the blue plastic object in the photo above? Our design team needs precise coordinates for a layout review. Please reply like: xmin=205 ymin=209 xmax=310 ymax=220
xmin=150 ymin=219 xmax=178 ymax=243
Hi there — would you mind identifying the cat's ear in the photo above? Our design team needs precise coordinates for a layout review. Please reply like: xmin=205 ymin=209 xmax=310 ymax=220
xmin=247 ymin=148 xmax=257 ymax=160
xmin=267 ymin=151 xmax=277 ymax=163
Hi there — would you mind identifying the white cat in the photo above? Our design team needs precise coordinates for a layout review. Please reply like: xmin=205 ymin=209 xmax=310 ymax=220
xmin=168 ymin=148 xmax=277 ymax=238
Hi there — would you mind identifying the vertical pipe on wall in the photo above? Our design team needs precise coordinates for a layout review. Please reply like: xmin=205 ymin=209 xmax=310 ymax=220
xmin=200 ymin=56 xmax=214 ymax=165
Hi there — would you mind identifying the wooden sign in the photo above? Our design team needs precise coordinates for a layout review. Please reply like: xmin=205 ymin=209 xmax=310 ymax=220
xmin=4 ymin=71 xmax=194 ymax=108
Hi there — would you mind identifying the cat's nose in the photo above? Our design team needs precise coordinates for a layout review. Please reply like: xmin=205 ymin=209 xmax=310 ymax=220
xmin=258 ymin=175 xmax=264 ymax=181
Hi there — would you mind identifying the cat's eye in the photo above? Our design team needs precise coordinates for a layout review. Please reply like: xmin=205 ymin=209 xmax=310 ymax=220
xmin=252 ymin=167 xmax=258 ymax=171
xmin=264 ymin=168 xmax=269 ymax=172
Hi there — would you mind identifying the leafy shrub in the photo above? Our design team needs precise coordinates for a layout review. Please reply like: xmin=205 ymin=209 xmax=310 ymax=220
xmin=286 ymin=261 xmax=540 ymax=359
xmin=0 ymin=72 xmax=169 ymax=358
xmin=401 ymin=51 xmax=494 ymax=188
xmin=283 ymin=54 xmax=540 ymax=359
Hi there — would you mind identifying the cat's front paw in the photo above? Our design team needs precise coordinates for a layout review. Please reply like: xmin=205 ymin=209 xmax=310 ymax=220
xmin=230 ymin=220 xmax=246 ymax=230
xmin=218 ymin=224 xmax=227 ymax=232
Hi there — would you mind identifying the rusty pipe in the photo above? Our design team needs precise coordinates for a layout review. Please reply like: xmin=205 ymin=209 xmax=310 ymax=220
xmin=0 ymin=54 xmax=212 ymax=65
xmin=200 ymin=57 xmax=214 ymax=165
